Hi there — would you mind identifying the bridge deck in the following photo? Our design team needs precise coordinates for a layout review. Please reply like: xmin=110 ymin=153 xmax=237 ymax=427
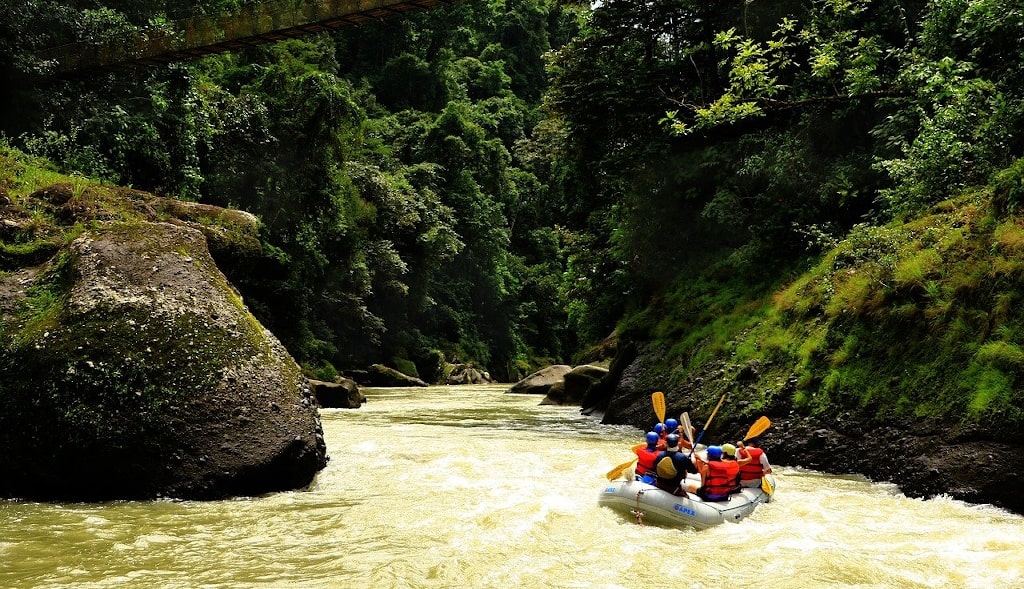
xmin=35 ymin=0 xmax=451 ymax=74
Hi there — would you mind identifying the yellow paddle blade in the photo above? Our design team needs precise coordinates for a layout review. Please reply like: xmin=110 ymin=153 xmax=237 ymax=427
xmin=744 ymin=416 xmax=771 ymax=441
xmin=652 ymin=391 xmax=666 ymax=424
xmin=606 ymin=458 xmax=637 ymax=480
xmin=761 ymin=476 xmax=775 ymax=496
xmin=605 ymin=442 xmax=647 ymax=480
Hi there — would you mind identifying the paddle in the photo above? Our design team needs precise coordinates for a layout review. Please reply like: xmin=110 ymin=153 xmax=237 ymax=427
xmin=689 ymin=392 xmax=727 ymax=458
xmin=652 ymin=391 xmax=666 ymax=424
xmin=743 ymin=416 xmax=771 ymax=442
xmin=761 ymin=475 xmax=775 ymax=496
xmin=605 ymin=457 xmax=637 ymax=480
xmin=697 ymin=393 xmax=726 ymax=444
xmin=606 ymin=393 xmax=666 ymax=481
xmin=680 ymin=412 xmax=695 ymax=448
xmin=605 ymin=443 xmax=646 ymax=480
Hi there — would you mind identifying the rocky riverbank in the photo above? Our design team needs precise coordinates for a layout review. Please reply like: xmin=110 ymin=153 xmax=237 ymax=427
xmin=579 ymin=340 xmax=1024 ymax=516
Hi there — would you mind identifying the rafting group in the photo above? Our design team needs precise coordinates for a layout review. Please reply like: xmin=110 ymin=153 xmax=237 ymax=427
xmin=598 ymin=392 xmax=776 ymax=528
xmin=633 ymin=422 xmax=772 ymax=500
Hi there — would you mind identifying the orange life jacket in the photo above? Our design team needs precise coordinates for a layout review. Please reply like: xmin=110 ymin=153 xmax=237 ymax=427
xmin=703 ymin=460 xmax=740 ymax=498
xmin=635 ymin=446 xmax=659 ymax=476
xmin=738 ymin=447 xmax=765 ymax=481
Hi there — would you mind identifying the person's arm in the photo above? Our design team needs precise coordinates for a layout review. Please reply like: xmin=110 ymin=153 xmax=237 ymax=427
xmin=684 ymin=455 xmax=699 ymax=474
xmin=760 ymin=452 xmax=772 ymax=474
xmin=693 ymin=455 xmax=708 ymax=480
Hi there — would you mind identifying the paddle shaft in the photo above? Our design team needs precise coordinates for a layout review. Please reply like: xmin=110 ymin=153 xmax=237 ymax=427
xmin=689 ymin=392 xmax=727 ymax=457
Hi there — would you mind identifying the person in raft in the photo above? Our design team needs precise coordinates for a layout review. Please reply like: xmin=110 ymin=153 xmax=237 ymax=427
xmin=634 ymin=431 xmax=661 ymax=485
xmin=736 ymin=437 xmax=773 ymax=488
xmin=663 ymin=418 xmax=694 ymax=450
xmin=653 ymin=433 xmax=698 ymax=496
xmin=653 ymin=422 xmax=667 ymax=450
xmin=695 ymin=445 xmax=742 ymax=501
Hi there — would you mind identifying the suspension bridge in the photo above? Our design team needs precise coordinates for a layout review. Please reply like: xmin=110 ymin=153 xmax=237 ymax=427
xmin=35 ymin=0 xmax=454 ymax=75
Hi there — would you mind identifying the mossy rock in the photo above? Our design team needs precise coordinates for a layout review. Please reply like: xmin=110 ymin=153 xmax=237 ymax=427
xmin=0 ymin=220 xmax=327 ymax=501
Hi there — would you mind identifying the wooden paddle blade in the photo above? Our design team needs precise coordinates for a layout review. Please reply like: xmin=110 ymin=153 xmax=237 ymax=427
xmin=761 ymin=476 xmax=775 ymax=496
xmin=606 ymin=458 xmax=637 ymax=480
xmin=680 ymin=412 xmax=695 ymax=446
xmin=652 ymin=391 xmax=666 ymax=424
xmin=744 ymin=416 xmax=771 ymax=441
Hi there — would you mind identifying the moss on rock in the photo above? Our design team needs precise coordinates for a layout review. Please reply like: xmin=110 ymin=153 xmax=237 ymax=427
xmin=0 ymin=174 xmax=327 ymax=501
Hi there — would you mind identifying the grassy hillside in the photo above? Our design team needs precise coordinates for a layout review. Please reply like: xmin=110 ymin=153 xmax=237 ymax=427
xmin=623 ymin=185 xmax=1024 ymax=437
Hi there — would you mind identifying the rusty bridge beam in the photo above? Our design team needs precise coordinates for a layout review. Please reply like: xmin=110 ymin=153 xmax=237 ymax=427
xmin=34 ymin=0 xmax=452 ymax=75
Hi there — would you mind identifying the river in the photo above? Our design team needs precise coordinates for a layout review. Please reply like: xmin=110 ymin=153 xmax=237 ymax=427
xmin=2 ymin=384 xmax=1022 ymax=588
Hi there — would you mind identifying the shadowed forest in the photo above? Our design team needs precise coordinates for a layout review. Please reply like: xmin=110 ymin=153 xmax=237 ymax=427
xmin=3 ymin=0 xmax=1024 ymax=435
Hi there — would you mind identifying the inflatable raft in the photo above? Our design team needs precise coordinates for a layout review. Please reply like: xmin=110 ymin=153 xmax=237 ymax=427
xmin=598 ymin=477 xmax=774 ymax=529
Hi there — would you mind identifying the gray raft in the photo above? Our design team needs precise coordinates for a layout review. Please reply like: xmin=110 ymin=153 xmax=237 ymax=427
xmin=597 ymin=478 xmax=774 ymax=529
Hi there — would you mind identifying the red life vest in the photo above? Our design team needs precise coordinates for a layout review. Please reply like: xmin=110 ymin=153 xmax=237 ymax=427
xmin=703 ymin=460 xmax=740 ymax=497
xmin=635 ymin=446 xmax=659 ymax=476
xmin=739 ymin=447 xmax=765 ymax=481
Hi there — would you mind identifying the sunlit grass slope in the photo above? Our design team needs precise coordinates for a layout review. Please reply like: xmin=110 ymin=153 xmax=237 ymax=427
xmin=626 ymin=190 xmax=1024 ymax=433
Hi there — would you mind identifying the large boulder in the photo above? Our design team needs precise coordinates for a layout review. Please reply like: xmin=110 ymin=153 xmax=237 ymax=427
xmin=507 ymin=364 xmax=572 ymax=395
xmin=541 ymin=364 xmax=609 ymax=406
xmin=0 ymin=187 xmax=328 ymax=501
xmin=447 ymin=363 xmax=492 ymax=385
xmin=310 ymin=378 xmax=364 ymax=408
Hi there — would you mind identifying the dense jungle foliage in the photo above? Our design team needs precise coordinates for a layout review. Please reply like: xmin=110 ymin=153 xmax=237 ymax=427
xmin=2 ymin=0 xmax=1024 ymax=430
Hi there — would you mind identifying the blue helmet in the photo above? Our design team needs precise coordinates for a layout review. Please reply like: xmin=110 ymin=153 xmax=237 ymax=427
xmin=665 ymin=418 xmax=679 ymax=432
xmin=707 ymin=446 xmax=723 ymax=460
xmin=645 ymin=432 xmax=659 ymax=447
xmin=665 ymin=434 xmax=680 ymax=449
xmin=654 ymin=423 xmax=665 ymax=434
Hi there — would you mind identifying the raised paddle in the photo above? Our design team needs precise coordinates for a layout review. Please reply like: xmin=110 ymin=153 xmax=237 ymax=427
xmin=743 ymin=416 xmax=771 ymax=442
xmin=698 ymin=393 xmax=727 ymax=442
xmin=652 ymin=391 xmax=666 ymax=424
xmin=689 ymin=392 xmax=727 ymax=458
xmin=680 ymin=412 xmax=695 ymax=448
xmin=606 ymin=392 xmax=668 ymax=480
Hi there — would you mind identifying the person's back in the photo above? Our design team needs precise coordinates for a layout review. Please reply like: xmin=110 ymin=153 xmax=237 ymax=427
xmin=699 ymin=446 xmax=740 ymax=501
xmin=634 ymin=432 xmax=660 ymax=484
xmin=653 ymin=434 xmax=698 ymax=495
xmin=737 ymin=437 xmax=772 ymax=487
